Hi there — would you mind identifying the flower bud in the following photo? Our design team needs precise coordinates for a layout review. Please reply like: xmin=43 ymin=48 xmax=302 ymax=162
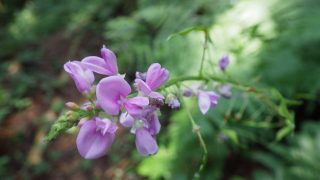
xmin=183 ymin=89 xmax=193 ymax=97
xmin=219 ymin=55 xmax=230 ymax=71
xmin=218 ymin=84 xmax=232 ymax=99
xmin=165 ymin=94 xmax=180 ymax=109
xmin=65 ymin=102 xmax=79 ymax=110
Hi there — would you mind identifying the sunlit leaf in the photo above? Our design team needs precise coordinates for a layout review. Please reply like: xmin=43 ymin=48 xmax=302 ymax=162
xmin=167 ymin=26 xmax=207 ymax=41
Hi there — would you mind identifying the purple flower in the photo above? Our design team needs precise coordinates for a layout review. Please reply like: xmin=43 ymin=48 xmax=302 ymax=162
xmin=76 ymin=117 xmax=117 ymax=159
xmin=198 ymin=90 xmax=220 ymax=114
xmin=96 ymin=76 xmax=149 ymax=117
xmin=219 ymin=55 xmax=230 ymax=71
xmin=135 ymin=128 xmax=158 ymax=156
xmin=218 ymin=85 xmax=232 ymax=99
xmin=64 ymin=61 xmax=94 ymax=93
xmin=121 ymin=108 xmax=160 ymax=136
xmin=135 ymin=63 xmax=169 ymax=99
xmin=81 ymin=45 xmax=118 ymax=76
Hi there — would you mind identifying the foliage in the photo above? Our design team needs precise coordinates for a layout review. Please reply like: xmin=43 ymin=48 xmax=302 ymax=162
xmin=252 ymin=121 xmax=320 ymax=180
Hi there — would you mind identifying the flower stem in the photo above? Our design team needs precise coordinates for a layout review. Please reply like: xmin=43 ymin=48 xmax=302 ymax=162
xmin=199 ymin=31 xmax=209 ymax=77
xmin=184 ymin=101 xmax=208 ymax=179
xmin=177 ymin=83 xmax=208 ymax=179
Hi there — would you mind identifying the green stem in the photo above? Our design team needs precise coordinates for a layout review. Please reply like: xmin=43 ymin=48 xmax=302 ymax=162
xmin=160 ymin=75 xmax=256 ymax=93
xmin=199 ymin=31 xmax=209 ymax=77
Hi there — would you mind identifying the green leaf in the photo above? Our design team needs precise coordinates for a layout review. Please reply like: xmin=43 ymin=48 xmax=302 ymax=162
xmin=241 ymin=121 xmax=274 ymax=129
xmin=278 ymin=101 xmax=290 ymax=118
xmin=167 ymin=26 xmax=207 ymax=41
xmin=276 ymin=125 xmax=294 ymax=141
xmin=271 ymin=88 xmax=283 ymax=100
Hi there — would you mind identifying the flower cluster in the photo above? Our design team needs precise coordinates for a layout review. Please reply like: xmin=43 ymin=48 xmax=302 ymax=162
xmin=63 ymin=45 xmax=232 ymax=159
xmin=64 ymin=45 xmax=169 ymax=159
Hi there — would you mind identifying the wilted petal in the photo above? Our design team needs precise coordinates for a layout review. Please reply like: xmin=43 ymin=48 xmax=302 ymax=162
xmin=101 ymin=45 xmax=118 ymax=75
xmin=198 ymin=91 xmax=211 ymax=114
xmin=146 ymin=63 xmax=169 ymax=90
xmin=64 ymin=61 xmax=94 ymax=93
xmin=96 ymin=76 xmax=131 ymax=115
xmin=82 ymin=56 xmax=113 ymax=75
xmin=124 ymin=96 xmax=149 ymax=118
xmin=135 ymin=72 xmax=147 ymax=81
xmin=135 ymin=128 xmax=158 ymax=156
xmin=120 ymin=112 xmax=135 ymax=127
xmin=76 ymin=119 xmax=115 ymax=159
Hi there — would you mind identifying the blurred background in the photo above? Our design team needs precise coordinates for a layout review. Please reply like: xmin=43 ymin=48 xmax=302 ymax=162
xmin=0 ymin=0 xmax=319 ymax=179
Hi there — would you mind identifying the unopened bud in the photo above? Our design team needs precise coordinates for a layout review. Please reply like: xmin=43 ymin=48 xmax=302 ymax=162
xmin=165 ymin=94 xmax=180 ymax=109
xmin=219 ymin=55 xmax=230 ymax=71
xmin=183 ymin=89 xmax=193 ymax=97
xmin=65 ymin=102 xmax=79 ymax=110
xmin=80 ymin=102 xmax=94 ymax=111
xmin=218 ymin=85 xmax=232 ymax=99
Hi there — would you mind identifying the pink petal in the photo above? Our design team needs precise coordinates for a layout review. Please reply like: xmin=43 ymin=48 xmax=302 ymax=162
xmin=147 ymin=113 xmax=161 ymax=135
xmin=120 ymin=112 xmax=135 ymax=127
xmin=146 ymin=63 xmax=169 ymax=90
xmin=198 ymin=91 xmax=211 ymax=114
xmin=148 ymin=91 xmax=165 ymax=99
xmin=95 ymin=118 xmax=118 ymax=135
xmin=76 ymin=120 xmax=115 ymax=159
xmin=135 ymin=79 xmax=152 ymax=96
xmin=82 ymin=56 xmax=113 ymax=75
xmin=101 ymin=46 xmax=118 ymax=75
xmin=135 ymin=128 xmax=158 ymax=156
xmin=96 ymin=76 xmax=131 ymax=115
xmin=207 ymin=91 xmax=220 ymax=106
xmin=124 ymin=96 xmax=149 ymax=117
xmin=64 ymin=61 xmax=94 ymax=93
